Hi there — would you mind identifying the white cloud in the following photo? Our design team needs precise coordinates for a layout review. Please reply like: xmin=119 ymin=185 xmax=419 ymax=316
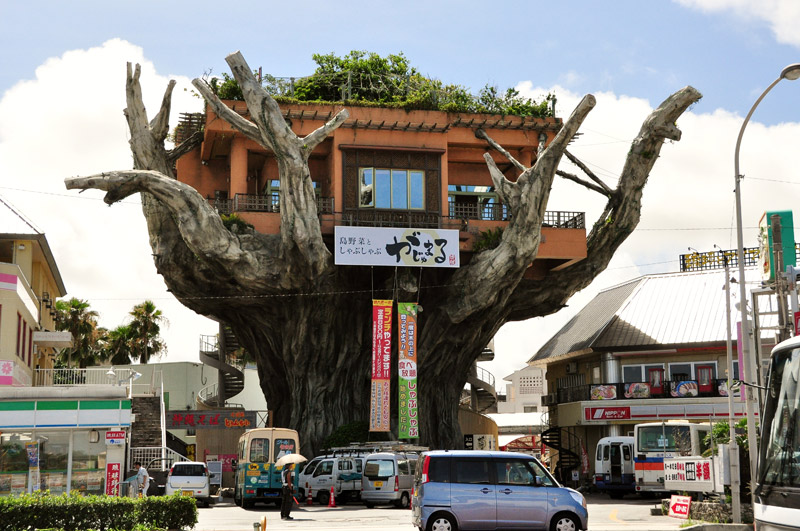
xmin=483 ymin=81 xmax=800 ymax=388
xmin=0 ymin=39 xmax=215 ymax=364
xmin=676 ymin=0 xmax=800 ymax=47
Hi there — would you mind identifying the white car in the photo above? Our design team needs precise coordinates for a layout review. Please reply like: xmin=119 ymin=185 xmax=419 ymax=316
xmin=164 ymin=461 xmax=215 ymax=507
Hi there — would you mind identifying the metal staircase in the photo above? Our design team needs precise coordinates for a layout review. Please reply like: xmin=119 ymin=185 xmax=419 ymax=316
xmin=541 ymin=427 xmax=582 ymax=483
xmin=197 ymin=323 xmax=245 ymax=408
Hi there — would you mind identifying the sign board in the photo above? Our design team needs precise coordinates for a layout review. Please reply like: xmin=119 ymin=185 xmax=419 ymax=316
xmin=759 ymin=210 xmax=796 ymax=283
xmin=334 ymin=226 xmax=460 ymax=268
xmin=166 ymin=410 xmax=257 ymax=429
xmin=105 ymin=463 xmax=121 ymax=496
xmin=464 ymin=434 xmax=495 ymax=450
xmin=664 ymin=456 xmax=721 ymax=493
xmin=668 ymin=494 xmax=691 ymax=519
xmin=464 ymin=434 xmax=474 ymax=449
xmin=105 ymin=431 xmax=126 ymax=445
xmin=583 ymin=406 xmax=631 ymax=421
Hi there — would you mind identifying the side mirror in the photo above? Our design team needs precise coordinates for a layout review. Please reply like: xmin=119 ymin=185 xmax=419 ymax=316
xmin=231 ymin=459 xmax=238 ymax=468
xmin=534 ymin=476 xmax=544 ymax=487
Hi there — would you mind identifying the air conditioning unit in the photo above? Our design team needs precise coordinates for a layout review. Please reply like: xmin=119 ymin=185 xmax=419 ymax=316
xmin=541 ymin=393 xmax=557 ymax=406
xmin=565 ymin=362 xmax=578 ymax=374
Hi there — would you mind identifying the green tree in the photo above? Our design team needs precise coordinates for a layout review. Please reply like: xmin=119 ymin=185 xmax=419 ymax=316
xmin=128 ymin=300 xmax=167 ymax=363
xmin=54 ymin=298 xmax=102 ymax=368
xmin=101 ymin=324 xmax=134 ymax=365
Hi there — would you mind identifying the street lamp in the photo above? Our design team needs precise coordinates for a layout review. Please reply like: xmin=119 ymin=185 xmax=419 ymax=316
xmin=733 ymin=62 xmax=800 ymax=503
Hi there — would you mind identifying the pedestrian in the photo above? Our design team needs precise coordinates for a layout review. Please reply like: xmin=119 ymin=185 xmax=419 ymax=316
xmin=134 ymin=461 xmax=150 ymax=498
xmin=280 ymin=463 xmax=294 ymax=520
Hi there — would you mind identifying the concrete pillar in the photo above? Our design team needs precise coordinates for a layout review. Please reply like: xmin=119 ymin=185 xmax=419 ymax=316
xmin=607 ymin=425 xmax=621 ymax=437
xmin=230 ymin=136 xmax=248 ymax=198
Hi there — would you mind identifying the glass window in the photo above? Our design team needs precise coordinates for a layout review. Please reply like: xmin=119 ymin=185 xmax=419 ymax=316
xmin=391 ymin=170 xmax=408 ymax=209
xmin=494 ymin=459 xmax=534 ymax=485
xmin=623 ymin=366 xmax=643 ymax=383
xmin=360 ymin=169 xmax=374 ymax=207
xmin=527 ymin=459 xmax=557 ymax=487
xmin=249 ymin=438 xmax=269 ymax=463
xmin=603 ymin=445 xmax=610 ymax=461
xmin=274 ymin=438 xmax=296 ymax=461
xmin=302 ymin=460 xmax=319 ymax=476
xmin=637 ymin=426 xmax=692 ymax=454
xmin=37 ymin=431 xmax=70 ymax=495
xmin=409 ymin=171 xmax=424 ymax=209
xmin=71 ymin=430 xmax=107 ymax=495
xmin=669 ymin=363 xmax=692 ymax=380
xmin=172 ymin=464 xmax=207 ymax=477
xmin=375 ymin=169 xmax=391 ymax=209
xmin=364 ymin=459 xmax=394 ymax=478
xmin=398 ymin=459 xmax=409 ymax=475
xmin=452 ymin=459 xmax=490 ymax=484
xmin=314 ymin=461 xmax=333 ymax=477
xmin=428 ymin=457 xmax=450 ymax=483
xmin=0 ymin=432 xmax=31 ymax=495
xmin=408 ymin=458 xmax=417 ymax=475
xmin=623 ymin=445 xmax=631 ymax=462
xmin=596 ymin=445 xmax=603 ymax=461
xmin=759 ymin=347 xmax=800 ymax=488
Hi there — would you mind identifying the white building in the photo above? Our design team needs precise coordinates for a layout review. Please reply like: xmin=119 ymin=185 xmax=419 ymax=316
xmin=497 ymin=364 xmax=547 ymax=414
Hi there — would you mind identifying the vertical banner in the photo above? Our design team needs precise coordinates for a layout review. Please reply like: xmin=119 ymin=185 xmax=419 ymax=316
xmin=398 ymin=303 xmax=419 ymax=439
xmin=25 ymin=441 xmax=39 ymax=492
xmin=370 ymin=300 xmax=393 ymax=432
xmin=105 ymin=463 xmax=121 ymax=496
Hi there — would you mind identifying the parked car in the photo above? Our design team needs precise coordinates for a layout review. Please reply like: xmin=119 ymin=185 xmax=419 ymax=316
xmin=361 ymin=451 xmax=418 ymax=508
xmin=412 ymin=450 xmax=588 ymax=531
xmin=299 ymin=454 xmax=365 ymax=505
xmin=164 ymin=461 xmax=216 ymax=507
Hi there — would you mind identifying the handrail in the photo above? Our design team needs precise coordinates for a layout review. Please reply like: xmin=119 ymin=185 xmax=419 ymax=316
xmin=474 ymin=366 xmax=496 ymax=389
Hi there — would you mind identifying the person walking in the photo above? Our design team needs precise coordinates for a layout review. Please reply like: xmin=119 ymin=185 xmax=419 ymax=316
xmin=280 ymin=463 xmax=295 ymax=520
xmin=134 ymin=461 xmax=150 ymax=498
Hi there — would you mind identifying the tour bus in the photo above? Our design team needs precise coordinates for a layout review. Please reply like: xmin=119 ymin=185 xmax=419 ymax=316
xmin=594 ymin=436 xmax=635 ymax=498
xmin=755 ymin=335 xmax=800 ymax=530
xmin=633 ymin=421 xmax=711 ymax=493
xmin=233 ymin=427 xmax=300 ymax=508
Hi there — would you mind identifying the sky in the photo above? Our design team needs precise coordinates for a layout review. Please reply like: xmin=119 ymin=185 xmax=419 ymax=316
xmin=1 ymin=0 xmax=800 ymax=392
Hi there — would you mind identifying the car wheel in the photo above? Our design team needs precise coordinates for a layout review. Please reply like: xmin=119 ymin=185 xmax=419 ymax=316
xmin=364 ymin=501 xmax=374 ymax=508
xmin=234 ymin=487 xmax=242 ymax=506
xmin=609 ymin=491 xmax=624 ymax=500
xmin=318 ymin=490 xmax=330 ymax=506
xmin=396 ymin=492 xmax=410 ymax=509
xmin=427 ymin=513 xmax=457 ymax=531
xmin=550 ymin=513 xmax=580 ymax=531
xmin=242 ymin=498 xmax=254 ymax=509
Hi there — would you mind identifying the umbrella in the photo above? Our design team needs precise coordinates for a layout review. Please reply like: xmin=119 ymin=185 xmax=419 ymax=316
xmin=275 ymin=453 xmax=307 ymax=467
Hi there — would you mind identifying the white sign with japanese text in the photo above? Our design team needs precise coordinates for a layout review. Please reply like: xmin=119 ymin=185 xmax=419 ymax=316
xmin=334 ymin=227 xmax=460 ymax=268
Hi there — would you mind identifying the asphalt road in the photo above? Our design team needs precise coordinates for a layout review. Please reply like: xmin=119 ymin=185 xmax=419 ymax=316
xmin=194 ymin=493 xmax=685 ymax=531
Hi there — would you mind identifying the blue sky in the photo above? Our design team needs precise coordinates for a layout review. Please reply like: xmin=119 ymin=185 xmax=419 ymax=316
xmin=1 ymin=0 xmax=799 ymax=384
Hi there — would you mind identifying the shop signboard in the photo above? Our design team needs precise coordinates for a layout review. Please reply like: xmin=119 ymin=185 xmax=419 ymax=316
xmin=105 ymin=463 xmax=121 ymax=496
xmin=334 ymin=226 xmax=460 ymax=268
xmin=583 ymin=406 xmax=631 ymax=421
xmin=105 ymin=431 xmax=126 ymax=445
xmin=758 ymin=210 xmax=796 ymax=283
xmin=370 ymin=299 xmax=392 ymax=432
xmin=397 ymin=302 xmax=419 ymax=439
xmin=664 ymin=457 xmax=720 ymax=493
xmin=166 ymin=410 xmax=256 ymax=429
xmin=668 ymin=494 xmax=691 ymax=519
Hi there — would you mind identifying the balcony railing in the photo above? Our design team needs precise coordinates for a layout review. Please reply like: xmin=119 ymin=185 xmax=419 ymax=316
xmin=209 ymin=194 xmax=335 ymax=216
xmin=34 ymin=368 xmax=161 ymax=396
xmin=556 ymin=379 xmax=736 ymax=403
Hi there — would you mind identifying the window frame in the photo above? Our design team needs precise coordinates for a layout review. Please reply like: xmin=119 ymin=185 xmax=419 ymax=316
xmin=359 ymin=167 xmax=425 ymax=211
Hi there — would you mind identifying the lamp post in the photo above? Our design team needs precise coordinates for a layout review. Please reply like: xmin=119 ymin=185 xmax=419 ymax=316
xmin=733 ymin=62 xmax=800 ymax=503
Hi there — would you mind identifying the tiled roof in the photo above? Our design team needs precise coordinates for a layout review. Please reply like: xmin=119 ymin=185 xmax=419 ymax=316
xmin=529 ymin=268 xmax=765 ymax=363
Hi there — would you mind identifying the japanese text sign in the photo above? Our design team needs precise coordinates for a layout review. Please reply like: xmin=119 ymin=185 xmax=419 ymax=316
xmin=370 ymin=300 xmax=392 ymax=432
xmin=105 ymin=431 xmax=126 ymax=445
xmin=166 ymin=409 xmax=256 ymax=429
xmin=668 ymin=494 xmax=691 ymax=519
xmin=105 ymin=463 xmax=121 ymax=496
xmin=334 ymin=227 xmax=460 ymax=268
xmin=398 ymin=302 xmax=419 ymax=439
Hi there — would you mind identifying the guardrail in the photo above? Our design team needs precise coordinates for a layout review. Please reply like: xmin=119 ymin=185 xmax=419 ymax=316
xmin=34 ymin=367 xmax=162 ymax=397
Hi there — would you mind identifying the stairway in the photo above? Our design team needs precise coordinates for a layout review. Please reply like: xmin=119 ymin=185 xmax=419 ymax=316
xmin=198 ymin=323 xmax=245 ymax=408
xmin=541 ymin=427 xmax=582 ymax=483
xmin=131 ymin=396 xmax=163 ymax=448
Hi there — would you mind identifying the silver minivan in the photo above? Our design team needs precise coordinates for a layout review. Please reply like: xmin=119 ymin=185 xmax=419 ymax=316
xmin=361 ymin=451 xmax=417 ymax=508
xmin=411 ymin=450 xmax=587 ymax=531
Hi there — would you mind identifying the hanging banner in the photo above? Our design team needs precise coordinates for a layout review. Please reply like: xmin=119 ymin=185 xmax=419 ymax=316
xmin=398 ymin=303 xmax=419 ymax=439
xmin=370 ymin=300 xmax=393 ymax=432
xmin=335 ymin=227 xmax=460 ymax=268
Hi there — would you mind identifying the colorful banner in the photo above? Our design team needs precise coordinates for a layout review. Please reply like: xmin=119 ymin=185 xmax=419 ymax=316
xmin=370 ymin=300 xmax=393 ymax=432
xmin=398 ymin=302 xmax=419 ymax=439
xmin=105 ymin=463 xmax=121 ymax=496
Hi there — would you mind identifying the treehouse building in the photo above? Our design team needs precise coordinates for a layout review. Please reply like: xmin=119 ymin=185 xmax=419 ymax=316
xmin=175 ymin=101 xmax=587 ymax=275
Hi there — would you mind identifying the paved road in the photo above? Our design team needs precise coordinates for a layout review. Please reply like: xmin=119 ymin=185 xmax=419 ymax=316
xmin=195 ymin=493 xmax=684 ymax=531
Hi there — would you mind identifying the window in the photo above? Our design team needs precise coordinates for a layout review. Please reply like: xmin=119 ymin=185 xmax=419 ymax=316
xmin=448 ymin=185 xmax=503 ymax=220
xmin=527 ymin=459 xmax=556 ymax=486
xmin=668 ymin=361 xmax=717 ymax=380
xmin=398 ymin=459 xmax=409 ymax=475
xmin=427 ymin=457 xmax=450 ymax=483
xmin=249 ymin=438 xmax=269 ymax=463
xmin=172 ymin=464 xmax=207 ymax=476
xmin=596 ymin=445 xmax=603 ymax=461
xmin=302 ymin=459 xmax=319 ymax=476
xmin=452 ymin=458 xmax=490 ymax=484
xmin=313 ymin=460 xmax=333 ymax=477
xmin=603 ymin=446 xmax=610 ymax=460
xmin=523 ymin=406 xmax=538 ymax=413
xmin=274 ymin=438 xmax=296 ymax=461
xmin=494 ymin=459 xmax=534 ymax=485
xmin=360 ymin=168 xmax=424 ymax=210
xmin=622 ymin=364 xmax=665 ymax=383
xmin=623 ymin=445 xmax=631 ymax=462
xmin=364 ymin=459 xmax=395 ymax=478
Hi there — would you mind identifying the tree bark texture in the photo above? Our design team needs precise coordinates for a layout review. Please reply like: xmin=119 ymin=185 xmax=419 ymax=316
xmin=65 ymin=53 xmax=701 ymax=455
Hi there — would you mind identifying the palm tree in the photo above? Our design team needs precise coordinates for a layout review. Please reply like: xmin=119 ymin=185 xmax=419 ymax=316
xmin=54 ymin=298 xmax=102 ymax=368
xmin=128 ymin=301 xmax=167 ymax=363
xmin=101 ymin=325 xmax=134 ymax=365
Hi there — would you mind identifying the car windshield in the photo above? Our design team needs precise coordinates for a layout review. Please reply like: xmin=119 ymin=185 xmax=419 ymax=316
xmin=173 ymin=464 xmax=206 ymax=476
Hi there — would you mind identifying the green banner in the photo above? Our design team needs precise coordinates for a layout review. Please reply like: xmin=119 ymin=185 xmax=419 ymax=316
xmin=397 ymin=303 xmax=419 ymax=439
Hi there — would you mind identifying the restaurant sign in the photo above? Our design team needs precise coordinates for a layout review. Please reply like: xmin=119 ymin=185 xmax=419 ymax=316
xmin=334 ymin=226 xmax=460 ymax=268
xmin=167 ymin=410 xmax=257 ymax=429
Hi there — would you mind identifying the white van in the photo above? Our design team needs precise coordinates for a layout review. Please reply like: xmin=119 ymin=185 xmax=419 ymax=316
xmin=594 ymin=436 xmax=635 ymax=498
xmin=361 ymin=451 xmax=418 ymax=508
xmin=299 ymin=455 xmax=365 ymax=505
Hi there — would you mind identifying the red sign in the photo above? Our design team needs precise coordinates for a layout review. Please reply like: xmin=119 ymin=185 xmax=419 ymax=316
xmin=105 ymin=463 xmax=121 ymax=496
xmin=370 ymin=300 xmax=392 ymax=432
xmin=105 ymin=431 xmax=126 ymax=445
xmin=668 ymin=494 xmax=691 ymax=519
xmin=794 ymin=311 xmax=800 ymax=335
xmin=584 ymin=406 xmax=631 ymax=421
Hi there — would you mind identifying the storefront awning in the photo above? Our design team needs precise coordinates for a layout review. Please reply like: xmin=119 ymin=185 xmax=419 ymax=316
xmin=33 ymin=331 xmax=72 ymax=348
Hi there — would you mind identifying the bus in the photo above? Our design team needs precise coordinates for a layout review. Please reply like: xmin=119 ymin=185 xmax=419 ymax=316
xmin=756 ymin=335 xmax=800 ymax=530
xmin=233 ymin=427 xmax=300 ymax=508
xmin=594 ymin=436 xmax=635 ymax=498
xmin=633 ymin=421 xmax=711 ymax=493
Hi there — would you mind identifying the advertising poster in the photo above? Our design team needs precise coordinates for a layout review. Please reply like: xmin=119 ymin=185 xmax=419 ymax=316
xmin=397 ymin=302 xmax=419 ymax=439
xmin=334 ymin=227 xmax=460 ymax=268
xmin=105 ymin=463 xmax=121 ymax=496
xmin=370 ymin=300 xmax=393 ymax=432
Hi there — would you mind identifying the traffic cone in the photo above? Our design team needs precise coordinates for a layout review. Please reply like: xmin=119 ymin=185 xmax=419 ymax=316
xmin=306 ymin=487 xmax=313 ymax=505
xmin=327 ymin=485 xmax=336 ymax=508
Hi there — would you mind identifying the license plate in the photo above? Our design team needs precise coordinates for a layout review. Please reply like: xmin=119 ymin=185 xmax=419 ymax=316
xmin=181 ymin=490 xmax=193 ymax=496
xmin=374 ymin=481 xmax=383 ymax=487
